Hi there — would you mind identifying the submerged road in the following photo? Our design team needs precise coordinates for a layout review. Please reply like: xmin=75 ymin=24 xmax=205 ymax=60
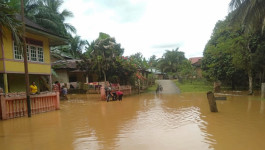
xmin=156 ymin=80 xmax=180 ymax=94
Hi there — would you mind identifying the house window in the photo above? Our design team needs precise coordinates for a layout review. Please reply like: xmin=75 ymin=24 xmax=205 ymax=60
xmin=38 ymin=47 xmax=44 ymax=62
xmin=13 ymin=44 xmax=22 ymax=60
xmin=30 ymin=46 xmax=37 ymax=61
xmin=13 ymin=42 xmax=44 ymax=62
xmin=27 ymin=45 xmax=30 ymax=61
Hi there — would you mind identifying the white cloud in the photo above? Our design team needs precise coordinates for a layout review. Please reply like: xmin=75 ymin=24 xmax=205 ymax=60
xmin=62 ymin=0 xmax=230 ymax=59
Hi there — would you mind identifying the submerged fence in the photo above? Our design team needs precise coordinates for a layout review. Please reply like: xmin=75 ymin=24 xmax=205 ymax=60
xmin=0 ymin=92 xmax=60 ymax=120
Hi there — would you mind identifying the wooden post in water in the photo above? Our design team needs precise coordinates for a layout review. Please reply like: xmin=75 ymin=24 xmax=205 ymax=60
xmin=262 ymin=83 xmax=265 ymax=98
xmin=213 ymin=81 xmax=221 ymax=93
xmin=0 ymin=94 xmax=7 ymax=120
xmin=207 ymin=91 xmax=218 ymax=112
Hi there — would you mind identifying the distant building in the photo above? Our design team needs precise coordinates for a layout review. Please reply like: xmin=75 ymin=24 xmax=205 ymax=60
xmin=147 ymin=68 xmax=166 ymax=80
xmin=189 ymin=57 xmax=203 ymax=78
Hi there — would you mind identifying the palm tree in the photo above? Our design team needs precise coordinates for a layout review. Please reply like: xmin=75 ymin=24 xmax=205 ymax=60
xmin=69 ymin=36 xmax=86 ymax=58
xmin=84 ymin=34 xmax=124 ymax=82
xmin=35 ymin=0 xmax=76 ymax=36
xmin=9 ymin=0 xmax=76 ymax=37
xmin=158 ymin=48 xmax=185 ymax=73
xmin=0 ymin=1 xmax=21 ymax=45
xmin=229 ymin=0 xmax=265 ymax=32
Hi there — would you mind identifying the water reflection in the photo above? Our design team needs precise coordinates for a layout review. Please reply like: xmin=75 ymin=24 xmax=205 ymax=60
xmin=0 ymin=92 xmax=265 ymax=150
xmin=260 ymin=100 xmax=264 ymax=114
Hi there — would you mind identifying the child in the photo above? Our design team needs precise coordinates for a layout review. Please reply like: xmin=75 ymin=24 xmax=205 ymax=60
xmin=61 ymin=85 xmax=68 ymax=100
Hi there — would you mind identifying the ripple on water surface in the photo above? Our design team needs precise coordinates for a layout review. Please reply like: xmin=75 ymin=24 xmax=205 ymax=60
xmin=1 ymin=93 xmax=265 ymax=150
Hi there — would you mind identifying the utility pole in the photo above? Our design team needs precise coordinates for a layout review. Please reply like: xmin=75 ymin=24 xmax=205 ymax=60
xmin=21 ymin=0 xmax=31 ymax=117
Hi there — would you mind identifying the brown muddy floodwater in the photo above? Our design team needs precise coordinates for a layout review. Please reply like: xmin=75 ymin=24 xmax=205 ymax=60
xmin=1 ymin=92 xmax=265 ymax=150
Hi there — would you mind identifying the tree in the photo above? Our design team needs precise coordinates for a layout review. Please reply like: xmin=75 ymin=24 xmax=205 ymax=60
xmin=179 ymin=60 xmax=196 ymax=81
xmin=0 ymin=0 xmax=21 ymax=45
xmin=202 ymin=18 xmax=242 ymax=87
xmin=148 ymin=55 xmax=158 ymax=70
xmin=157 ymin=48 xmax=186 ymax=78
xmin=10 ymin=0 xmax=76 ymax=37
xmin=82 ymin=33 xmax=124 ymax=82
xmin=51 ymin=35 xmax=87 ymax=59
xmin=229 ymin=0 xmax=265 ymax=33
xmin=202 ymin=14 xmax=265 ymax=93
xmin=129 ymin=52 xmax=149 ymax=70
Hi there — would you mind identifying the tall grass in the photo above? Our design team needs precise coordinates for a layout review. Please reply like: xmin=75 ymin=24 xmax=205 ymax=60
xmin=175 ymin=79 xmax=213 ymax=93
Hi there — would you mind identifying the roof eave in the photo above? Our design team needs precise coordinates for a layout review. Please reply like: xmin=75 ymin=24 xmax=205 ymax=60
xmin=26 ymin=26 xmax=68 ymax=46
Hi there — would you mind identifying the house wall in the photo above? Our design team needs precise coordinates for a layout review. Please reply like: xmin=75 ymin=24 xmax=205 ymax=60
xmin=0 ymin=61 xmax=3 ymax=71
xmin=0 ymin=27 xmax=51 ymax=74
xmin=52 ymin=70 xmax=69 ymax=83
xmin=69 ymin=72 xmax=86 ymax=83
xmin=88 ymin=73 xmax=98 ymax=82
xmin=7 ymin=74 xmax=40 ymax=92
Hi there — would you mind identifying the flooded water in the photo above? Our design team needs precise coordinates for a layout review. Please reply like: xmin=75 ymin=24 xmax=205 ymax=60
xmin=1 ymin=92 xmax=265 ymax=150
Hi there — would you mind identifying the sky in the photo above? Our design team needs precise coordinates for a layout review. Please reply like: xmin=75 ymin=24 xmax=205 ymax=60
xmin=61 ymin=0 xmax=231 ymax=59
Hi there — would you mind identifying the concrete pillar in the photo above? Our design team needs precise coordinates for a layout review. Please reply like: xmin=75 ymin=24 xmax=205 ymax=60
xmin=261 ymin=83 xmax=265 ymax=98
xmin=86 ymin=75 xmax=89 ymax=83
xmin=49 ymin=74 xmax=52 ymax=92
xmin=3 ymin=73 xmax=8 ymax=94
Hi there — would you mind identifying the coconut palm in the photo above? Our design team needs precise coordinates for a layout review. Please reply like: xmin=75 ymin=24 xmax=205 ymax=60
xmin=33 ymin=0 xmax=76 ymax=36
xmin=68 ymin=36 xmax=86 ymax=58
xmin=9 ymin=0 xmax=76 ymax=36
xmin=229 ymin=0 xmax=265 ymax=32
xmin=0 ymin=0 xmax=21 ymax=45
xmin=157 ymin=48 xmax=186 ymax=74
xmin=83 ymin=33 xmax=124 ymax=82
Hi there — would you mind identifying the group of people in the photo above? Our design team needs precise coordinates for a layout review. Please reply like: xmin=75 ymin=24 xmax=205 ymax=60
xmin=29 ymin=81 xmax=68 ymax=99
xmin=3 ymin=80 xmax=125 ymax=102
xmin=105 ymin=84 xmax=123 ymax=102
xmin=54 ymin=81 xmax=68 ymax=99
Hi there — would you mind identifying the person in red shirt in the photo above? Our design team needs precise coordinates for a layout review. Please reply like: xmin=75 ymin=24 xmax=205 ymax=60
xmin=55 ymin=81 xmax=61 ymax=95
xmin=116 ymin=90 xmax=123 ymax=101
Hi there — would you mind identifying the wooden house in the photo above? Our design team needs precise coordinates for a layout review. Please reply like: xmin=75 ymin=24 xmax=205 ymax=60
xmin=189 ymin=57 xmax=203 ymax=78
xmin=0 ymin=16 xmax=67 ymax=93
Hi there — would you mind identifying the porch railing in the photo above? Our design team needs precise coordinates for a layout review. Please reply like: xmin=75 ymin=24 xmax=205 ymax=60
xmin=0 ymin=92 xmax=60 ymax=120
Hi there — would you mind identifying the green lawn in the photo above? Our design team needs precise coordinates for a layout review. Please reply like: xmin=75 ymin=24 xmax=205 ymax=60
xmin=175 ymin=79 xmax=213 ymax=93
xmin=146 ymin=84 xmax=157 ymax=92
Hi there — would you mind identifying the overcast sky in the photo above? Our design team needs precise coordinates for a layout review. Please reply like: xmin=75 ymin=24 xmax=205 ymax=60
xmin=62 ymin=0 xmax=231 ymax=59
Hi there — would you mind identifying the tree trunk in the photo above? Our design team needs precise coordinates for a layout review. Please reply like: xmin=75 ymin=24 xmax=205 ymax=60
xmin=21 ymin=0 xmax=31 ymax=117
xmin=248 ymin=69 xmax=253 ymax=95
xmin=103 ymin=70 xmax=107 ymax=82
xmin=261 ymin=68 xmax=265 ymax=83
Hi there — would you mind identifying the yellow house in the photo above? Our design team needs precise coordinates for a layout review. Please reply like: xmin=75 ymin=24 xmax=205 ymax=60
xmin=0 ymin=16 xmax=67 ymax=93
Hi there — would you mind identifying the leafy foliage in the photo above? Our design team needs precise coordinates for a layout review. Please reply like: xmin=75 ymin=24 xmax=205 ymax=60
xmin=229 ymin=0 xmax=265 ymax=33
xmin=10 ymin=0 xmax=76 ymax=37
xmin=79 ymin=33 xmax=125 ymax=82
xmin=0 ymin=0 xmax=21 ymax=45
xmin=202 ymin=13 xmax=265 ymax=91
xmin=157 ymin=48 xmax=187 ymax=78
